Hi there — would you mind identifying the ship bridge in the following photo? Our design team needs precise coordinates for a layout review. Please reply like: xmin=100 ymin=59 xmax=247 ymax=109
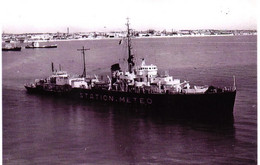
xmin=136 ymin=59 xmax=158 ymax=78
xmin=49 ymin=71 xmax=70 ymax=85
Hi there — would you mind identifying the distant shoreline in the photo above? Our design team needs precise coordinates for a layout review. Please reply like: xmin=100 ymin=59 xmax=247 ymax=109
xmin=19 ymin=34 xmax=258 ymax=43
xmin=2 ymin=34 xmax=257 ymax=44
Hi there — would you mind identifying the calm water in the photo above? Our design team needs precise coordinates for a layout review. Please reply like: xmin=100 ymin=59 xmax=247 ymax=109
xmin=3 ymin=36 xmax=257 ymax=164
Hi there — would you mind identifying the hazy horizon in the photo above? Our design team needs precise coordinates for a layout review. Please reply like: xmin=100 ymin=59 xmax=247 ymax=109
xmin=1 ymin=0 xmax=257 ymax=34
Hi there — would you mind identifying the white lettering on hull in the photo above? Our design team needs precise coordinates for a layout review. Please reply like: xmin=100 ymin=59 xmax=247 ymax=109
xmin=79 ymin=92 xmax=153 ymax=105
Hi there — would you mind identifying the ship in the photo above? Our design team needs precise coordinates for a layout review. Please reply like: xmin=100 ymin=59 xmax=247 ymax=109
xmin=25 ymin=42 xmax=57 ymax=48
xmin=2 ymin=44 xmax=22 ymax=51
xmin=25 ymin=19 xmax=236 ymax=118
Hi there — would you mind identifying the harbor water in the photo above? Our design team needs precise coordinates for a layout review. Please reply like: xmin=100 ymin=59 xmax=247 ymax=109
xmin=2 ymin=36 xmax=257 ymax=164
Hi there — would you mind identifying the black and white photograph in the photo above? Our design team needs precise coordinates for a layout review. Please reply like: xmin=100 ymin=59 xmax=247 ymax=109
xmin=2 ymin=0 xmax=257 ymax=164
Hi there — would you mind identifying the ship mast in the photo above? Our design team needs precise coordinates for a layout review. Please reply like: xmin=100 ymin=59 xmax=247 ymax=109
xmin=126 ymin=18 xmax=135 ymax=73
xmin=77 ymin=46 xmax=90 ymax=77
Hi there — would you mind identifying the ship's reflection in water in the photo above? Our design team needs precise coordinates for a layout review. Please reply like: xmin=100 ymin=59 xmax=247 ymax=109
xmin=31 ymin=94 xmax=236 ymax=164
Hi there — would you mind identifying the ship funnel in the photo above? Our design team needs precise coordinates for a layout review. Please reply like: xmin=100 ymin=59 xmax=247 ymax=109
xmin=111 ymin=63 xmax=121 ymax=71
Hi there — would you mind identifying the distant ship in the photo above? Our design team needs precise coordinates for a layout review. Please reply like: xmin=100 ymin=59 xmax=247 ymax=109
xmin=2 ymin=44 xmax=22 ymax=51
xmin=25 ymin=19 xmax=236 ymax=118
xmin=25 ymin=42 xmax=57 ymax=48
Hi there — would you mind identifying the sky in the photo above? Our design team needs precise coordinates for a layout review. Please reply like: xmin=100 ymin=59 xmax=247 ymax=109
xmin=0 ymin=0 xmax=257 ymax=33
